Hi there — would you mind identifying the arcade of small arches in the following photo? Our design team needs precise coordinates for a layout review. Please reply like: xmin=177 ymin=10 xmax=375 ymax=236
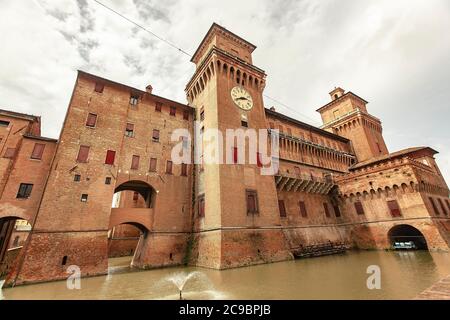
xmin=339 ymin=181 xmax=419 ymax=202
xmin=333 ymin=116 xmax=382 ymax=135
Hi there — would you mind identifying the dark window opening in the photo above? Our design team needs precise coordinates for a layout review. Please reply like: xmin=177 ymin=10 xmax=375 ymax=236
xmin=105 ymin=177 xmax=112 ymax=185
xmin=299 ymin=201 xmax=307 ymax=217
xmin=86 ymin=113 xmax=97 ymax=127
xmin=200 ymin=108 xmax=205 ymax=121
xmin=105 ymin=150 xmax=116 ymax=165
xmin=31 ymin=143 xmax=45 ymax=160
xmin=278 ymin=200 xmax=287 ymax=217
xmin=125 ymin=123 xmax=134 ymax=137
xmin=152 ymin=129 xmax=160 ymax=142
xmin=94 ymin=83 xmax=104 ymax=93
xmin=74 ymin=174 xmax=81 ymax=182
xmin=130 ymin=94 xmax=139 ymax=106
xmin=170 ymin=106 xmax=176 ymax=116
xmin=62 ymin=256 xmax=68 ymax=266
xmin=181 ymin=163 xmax=188 ymax=176
xmin=166 ymin=160 xmax=173 ymax=174
xmin=198 ymin=194 xmax=205 ymax=217
xmin=183 ymin=110 xmax=189 ymax=120
xmin=438 ymin=198 xmax=448 ymax=216
xmin=155 ymin=102 xmax=162 ymax=112
xmin=354 ymin=201 xmax=365 ymax=215
xmin=246 ymin=190 xmax=259 ymax=215
xmin=323 ymin=203 xmax=331 ymax=218
xmin=387 ymin=200 xmax=402 ymax=217
xmin=76 ymin=145 xmax=90 ymax=163
xmin=429 ymin=197 xmax=440 ymax=216
xmin=333 ymin=205 xmax=341 ymax=217
xmin=81 ymin=194 xmax=89 ymax=202
xmin=17 ymin=183 xmax=33 ymax=199
xmin=131 ymin=155 xmax=140 ymax=170
xmin=149 ymin=158 xmax=157 ymax=172
xmin=241 ymin=120 xmax=248 ymax=128
xmin=0 ymin=120 xmax=10 ymax=127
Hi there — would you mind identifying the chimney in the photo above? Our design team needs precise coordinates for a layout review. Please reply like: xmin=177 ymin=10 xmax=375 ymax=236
xmin=270 ymin=106 xmax=276 ymax=111
xmin=329 ymin=87 xmax=345 ymax=101
xmin=146 ymin=85 xmax=153 ymax=94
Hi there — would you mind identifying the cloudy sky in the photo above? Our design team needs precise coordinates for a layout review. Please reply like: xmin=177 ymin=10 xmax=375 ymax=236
xmin=0 ymin=0 xmax=449 ymax=182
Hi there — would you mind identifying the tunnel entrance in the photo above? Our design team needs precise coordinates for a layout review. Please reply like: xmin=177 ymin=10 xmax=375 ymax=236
xmin=388 ymin=224 xmax=428 ymax=250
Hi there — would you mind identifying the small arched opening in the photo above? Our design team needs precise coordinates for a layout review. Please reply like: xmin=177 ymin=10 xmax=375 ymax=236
xmin=388 ymin=224 xmax=428 ymax=250
xmin=0 ymin=216 xmax=32 ymax=280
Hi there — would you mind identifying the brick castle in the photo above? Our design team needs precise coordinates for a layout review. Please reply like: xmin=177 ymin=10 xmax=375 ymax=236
xmin=0 ymin=23 xmax=449 ymax=286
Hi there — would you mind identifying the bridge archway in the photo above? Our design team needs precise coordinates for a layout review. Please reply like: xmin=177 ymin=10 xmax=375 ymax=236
xmin=388 ymin=224 xmax=428 ymax=250
xmin=114 ymin=180 xmax=156 ymax=209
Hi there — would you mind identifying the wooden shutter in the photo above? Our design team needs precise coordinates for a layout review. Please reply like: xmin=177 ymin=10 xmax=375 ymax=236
xmin=77 ymin=146 xmax=90 ymax=163
xmin=86 ymin=113 xmax=97 ymax=127
xmin=387 ymin=200 xmax=402 ymax=217
xmin=149 ymin=158 xmax=157 ymax=172
xmin=131 ymin=155 xmax=140 ymax=170
xmin=31 ymin=143 xmax=45 ymax=160
xmin=323 ymin=203 xmax=330 ymax=217
xmin=278 ymin=200 xmax=286 ymax=217
xmin=166 ymin=161 xmax=173 ymax=174
xmin=354 ymin=201 xmax=365 ymax=215
xmin=105 ymin=150 xmax=116 ymax=165
xmin=299 ymin=201 xmax=307 ymax=217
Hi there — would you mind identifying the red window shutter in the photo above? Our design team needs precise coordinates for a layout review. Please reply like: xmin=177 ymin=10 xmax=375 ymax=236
xmin=86 ymin=113 xmax=97 ymax=127
xmin=354 ymin=201 xmax=365 ymax=215
xmin=170 ymin=106 xmax=176 ymax=116
xmin=299 ymin=201 xmax=307 ymax=217
xmin=181 ymin=163 xmax=187 ymax=176
xmin=31 ymin=143 xmax=45 ymax=160
xmin=166 ymin=161 xmax=173 ymax=174
xmin=387 ymin=200 xmax=402 ymax=217
xmin=153 ymin=129 xmax=160 ymax=141
xmin=149 ymin=158 xmax=157 ymax=172
xmin=105 ymin=150 xmax=116 ymax=165
xmin=233 ymin=147 xmax=238 ymax=164
xmin=131 ymin=155 xmax=140 ymax=170
xmin=183 ymin=110 xmax=189 ymax=120
xmin=278 ymin=200 xmax=286 ymax=217
xmin=155 ymin=102 xmax=162 ymax=112
xmin=323 ymin=203 xmax=330 ymax=217
xmin=257 ymin=153 xmax=263 ymax=168
xmin=77 ymin=146 xmax=90 ymax=163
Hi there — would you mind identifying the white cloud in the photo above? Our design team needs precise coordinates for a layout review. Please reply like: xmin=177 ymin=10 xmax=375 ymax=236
xmin=0 ymin=0 xmax=449 ymax=183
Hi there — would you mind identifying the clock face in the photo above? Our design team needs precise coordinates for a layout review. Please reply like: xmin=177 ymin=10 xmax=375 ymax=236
xmin=231 ymin=86 xmax=253 ymax=111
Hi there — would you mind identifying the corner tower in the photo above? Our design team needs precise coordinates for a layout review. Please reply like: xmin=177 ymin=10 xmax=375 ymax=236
xmin=185 ymin=23 xmax=291 ymax=269
xmin=317 ymin=88 xmax=389 ymax=162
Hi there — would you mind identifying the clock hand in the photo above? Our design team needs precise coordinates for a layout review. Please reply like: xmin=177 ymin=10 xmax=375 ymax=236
xmin=236 ymin=97 xmax=248 ymax=101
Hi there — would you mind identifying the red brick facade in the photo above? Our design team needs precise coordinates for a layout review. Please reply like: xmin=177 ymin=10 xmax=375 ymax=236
xmin=0 ymin=23 xmax=448 ymax=286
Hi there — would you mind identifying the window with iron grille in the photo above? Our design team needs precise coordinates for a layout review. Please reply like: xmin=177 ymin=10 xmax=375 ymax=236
xmin=86 ymin=113 xmax=97 ymax=127
xmin=17 ymin=183 xmax=33 ymax=199
xmin=81 ymin=194 xmax=89 ymax=202
xmin=74 ymin=174 xmax=81 ymax=182
xmin=125 ymin=123 xmax=134 ymax=137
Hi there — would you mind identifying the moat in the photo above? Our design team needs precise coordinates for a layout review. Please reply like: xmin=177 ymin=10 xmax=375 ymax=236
xmin=1 ymin=250 xmax=449 ymax=300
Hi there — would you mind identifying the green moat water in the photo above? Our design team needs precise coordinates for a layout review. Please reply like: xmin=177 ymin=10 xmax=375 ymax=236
xmin=1 ymin=251 xmax=449 ymax=300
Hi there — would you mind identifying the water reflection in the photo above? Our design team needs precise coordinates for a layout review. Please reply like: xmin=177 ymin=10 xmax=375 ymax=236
xmin=1 ymin=251 xmax=449 ymax=300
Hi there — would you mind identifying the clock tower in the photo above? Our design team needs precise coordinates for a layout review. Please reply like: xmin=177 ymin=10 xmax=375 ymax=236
xmin=186 ymin=23 xmax=291 ymax=269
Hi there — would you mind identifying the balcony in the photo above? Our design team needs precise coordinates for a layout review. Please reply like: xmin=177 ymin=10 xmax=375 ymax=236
xmin=275 ymin=173 xmax=336 ymax=195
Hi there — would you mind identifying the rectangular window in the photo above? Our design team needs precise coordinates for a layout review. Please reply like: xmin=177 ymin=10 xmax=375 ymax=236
xmin=155 ymin=102 xmax=162 ymax=112
xmin=94 ymin=83 xmax=104 ymax=93
xmin=16 ymin=183 xmax=33 ymax=199
xmin=429 ymin=197 xmax=440 ymax=216
xmin=170 ymin=106 xmax=176 ymax=116
xmin=257 ymin=153 xmax=263 ymax=168
xmin=3 ymin=148 xmax=16 ymax=159
xmin=105 ymin=150 xmax=116 ymax=165
xmin=198 ymin=194 xmax=205 ymax=217
xmin=76 ymin=145 xmax=90 ymax=163
xmin=323 ymin=203 xmax=331 ymax=218
xmin=31 ymin=143 xmax=45 ymax=160
xmin=278 ymin=200 xmax=287 ymax=217
xmin=131 ymin=155 xmax=140 ymax=170
xmin=241 ymin=120 xmax=248 ymax=128
xmin=299 ymin=201 xmax=307 ymax=217
xmin=74 ymin=174 xmax=81 ymax=182
xmin=354 ymin=201 xmax=365 ymax=215
xmin=152 ymin=129 xmax=160 ymax=142
xmin=246 ymin=190 xmax=259 ymax=215
xmin=387 ymin=200 xmax=402 ymax=217
xmin=183 ymin=110 xmax=190 ymax=120
xmin=81 ymin=194 xmax=89 ymax=202
xmin=149 ymin=158 xmax=157 ymax=172
xmin=105 ymin=177 xmax=112 ymax=185
xmin=86 ymin=113 xmax=97 ymax=127
xmin=166 ymin=160 xmax=173 ymax=174
xmin=438 ymin=198 xmax=448 ymax=216
xmin=130 ymin=94 xmax=139 ymax=106
xmin=0 ymin=120 xmax=10 ymax=127
xmin=333 ymin=205 xmax=341 ymax=217
xmin=125 ymin=123 xmax=134 ymax=137
xmin=181 ymin=163 xmax=188 ymax=176
xmin=200 ymin=108 xmax=205 ymax=121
